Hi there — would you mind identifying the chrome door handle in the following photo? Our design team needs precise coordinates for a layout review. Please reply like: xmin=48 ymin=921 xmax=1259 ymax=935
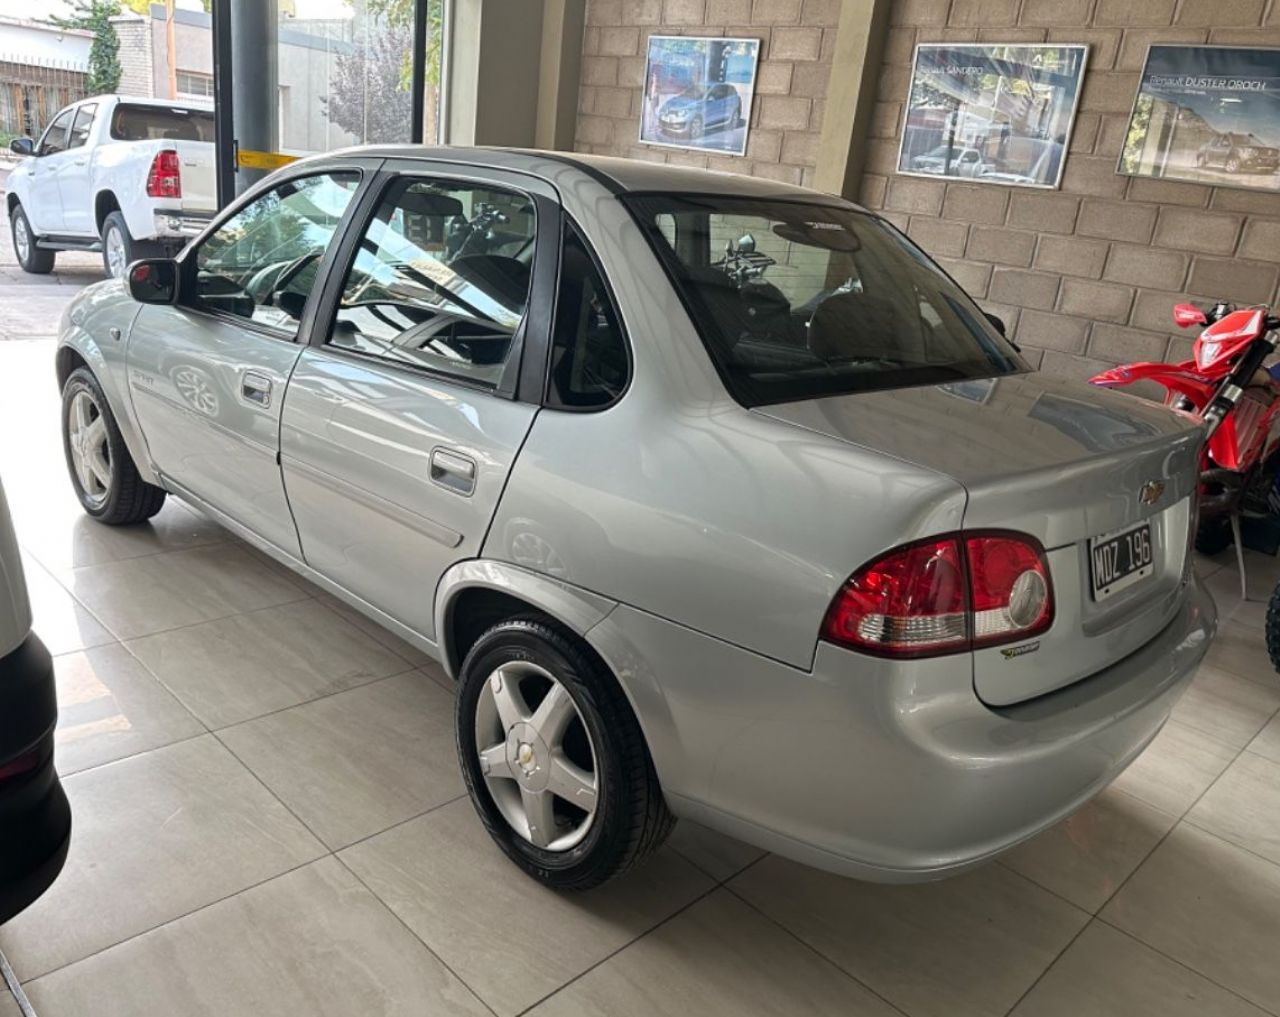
xmin=241 ymin=372 xmax=272 ymax=407
xmin=430 ymin=447 xmax=476 ymax=495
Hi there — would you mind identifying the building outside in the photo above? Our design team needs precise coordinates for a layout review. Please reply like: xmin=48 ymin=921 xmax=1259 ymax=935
xmin=0 ymin=15 xmax=91 ymax=143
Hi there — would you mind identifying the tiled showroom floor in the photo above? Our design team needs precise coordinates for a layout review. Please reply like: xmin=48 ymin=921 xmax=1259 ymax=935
xmin=4 ymin=199 xmax=1280 ymax=1017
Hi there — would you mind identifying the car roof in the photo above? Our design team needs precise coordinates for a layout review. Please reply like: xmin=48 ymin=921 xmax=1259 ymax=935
xmin=318 ymin=145 xmax=855 ymax=207
xmin=78 ymin=94 xmax=214 ymax=111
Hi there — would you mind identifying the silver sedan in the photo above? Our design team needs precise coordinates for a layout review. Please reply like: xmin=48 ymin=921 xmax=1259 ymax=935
xmin=55 ymin=148 xmax=1216 ymax=888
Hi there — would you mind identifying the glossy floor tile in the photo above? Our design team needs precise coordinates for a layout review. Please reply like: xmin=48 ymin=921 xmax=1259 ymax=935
xmin=1110 ymin=719 xmax=1238 ymax=816
xmin=124 ymin=598 xmax=409 ymax=728
xmin=1249 ymin=712 xmax=1280 ymax=764
xmin=1205 ymin=618 xmax=1278 ymax=686
xmin=1186 ymin=751 xmax=1280 ymax=865
xmin=1170 ymin=663 xmax=1280 ymax=750
xmin=1010 ymin=920 xmax=1269 ymax=1017
xmin=21 ymin=859 xmax=491 ymax=1017
xmin=0 ymin=736 xmax=324 ymax=981
xmin=729 ymin=854 xmax=1089 ymax=1017
xmin=63 ymin=544 xmax=308 ymax=641
xmin=18 ymin=552 xmax=114 ymax=656
xmin=218 ymin=671 xmax=464 ymax=849
xmin=1103 ymin=824 xmax=1280 ymax=1013
xmin=528 ymin=889 xmax=899 ymax=1017
xmin=340 ymin=799 xmax=714 ymax=1016
xmin=1000 ymin=788 xmax=1177 ymax=913
xmin=51 ymin=643 xmax=205 ymax=775
xmin=667 ymin=820 xmax=767 ymax=882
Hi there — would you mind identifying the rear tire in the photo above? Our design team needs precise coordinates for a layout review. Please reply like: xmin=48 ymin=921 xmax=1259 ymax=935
xmin=1194 ymin=517 xmax=1234 ymax=556
xmin=61 ymin=367 xmax=167 ymax=524
xmin=1267 ymin=584 xmax=1280 ymax=675
xmin=101 ymin=211 xmax=136 ymax=279
xmin=455 ymin=617 xmax=673 ymax=890
xmin=10 ymin=204 xmax=55 ymax=274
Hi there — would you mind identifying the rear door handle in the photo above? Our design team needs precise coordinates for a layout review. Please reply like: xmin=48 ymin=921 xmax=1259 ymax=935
xmin=430 ymin=447 xmax=476 ymax=496
xmin=241 ymin=371 xmax=272 ymax=407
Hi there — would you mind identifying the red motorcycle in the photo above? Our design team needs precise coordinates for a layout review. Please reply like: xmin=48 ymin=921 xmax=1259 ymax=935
xmin=1090 ymin=301 xmax=1280 ymax=581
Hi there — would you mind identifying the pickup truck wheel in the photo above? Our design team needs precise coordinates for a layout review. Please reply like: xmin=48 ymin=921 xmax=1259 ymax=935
xmin=101 ymin=211 xmax=135 ymax=279
xmin=456 ymin=618 xmax=674 ymax=890
xmin=61 ymin=367 xmax=166 ymax=524
xmin=10 ymin=205 xmax=55 ymax=275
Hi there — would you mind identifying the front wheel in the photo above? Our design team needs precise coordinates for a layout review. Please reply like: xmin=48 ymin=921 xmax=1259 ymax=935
xmin=1225 ymin=155 xmax=1241 ymax=174
xmin=61 ymin=367 xmax=167 ymax=524
xmin=10 ymin=204 xmax=55 ymax=274
xmin=455 ymin=618 xmax=673 ymax=890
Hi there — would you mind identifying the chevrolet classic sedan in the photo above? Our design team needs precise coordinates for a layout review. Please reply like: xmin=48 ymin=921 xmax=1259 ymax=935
xmin=55 ymin=148 xmax=1216 ymax=889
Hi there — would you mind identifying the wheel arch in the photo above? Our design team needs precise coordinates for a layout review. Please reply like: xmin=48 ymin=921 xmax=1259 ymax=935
xmin=94 ymin=191 xmax=121 ymax=234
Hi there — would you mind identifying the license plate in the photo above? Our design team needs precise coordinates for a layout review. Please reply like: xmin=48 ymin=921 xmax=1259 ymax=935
xmin=1090 ymin=521 xmax=1155 ymax=601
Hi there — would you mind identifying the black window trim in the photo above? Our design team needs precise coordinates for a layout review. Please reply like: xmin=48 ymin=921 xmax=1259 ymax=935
xmin=306 ymin=162 xmax=561 ymax=402
xmin=620 ymin=190 xmax=1026 ymax=408
xmin=173 ymin=162 xmax=373 ymax=345
xmin=67 ymin=103 xmax=97 ymax=151
xmin=542 ymin=214 xmax=633 ymax=413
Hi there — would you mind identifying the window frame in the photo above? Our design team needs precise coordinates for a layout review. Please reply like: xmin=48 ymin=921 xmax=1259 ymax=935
xmin=173 ymin=163 xmax=372 ymax=343
xmin=543 ymin=215 xmax=633 ymax=413
xmin=308 ymin=161 xmax=562 ymax=402
xmin=67 ymin=103 xmax=97 ymax=151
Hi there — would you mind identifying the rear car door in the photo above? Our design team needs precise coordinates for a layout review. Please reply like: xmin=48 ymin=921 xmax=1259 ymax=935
xmin=126 ymin=165 xmax=370 ymax=556
xmin=26 ymin=108 xmax=75 ymax=233
xmin=279 ymin=162 xmax=556 ymax=640
xmin=55 ymin=103 xmax=97 ymax=236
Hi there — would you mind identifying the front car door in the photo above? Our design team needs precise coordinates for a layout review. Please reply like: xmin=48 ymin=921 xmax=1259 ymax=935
xmin=26 ymin=107 xmax=75 ymax=233
xmin=279 ymin=162 xmax=557 ymax=642
xmin=126 ymin=165 xmax=369 ymax=556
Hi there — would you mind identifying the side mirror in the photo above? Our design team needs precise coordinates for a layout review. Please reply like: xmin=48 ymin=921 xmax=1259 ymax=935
xmin=9 ymin=137 xmax=33 ymax=156
xmin=984 ymin=312 xmax=1007 ymax=336
xmin=127 ymin=259 xmax=178 ymax=304
xmin=1172 ymin=302 xmax=1208 ymax=329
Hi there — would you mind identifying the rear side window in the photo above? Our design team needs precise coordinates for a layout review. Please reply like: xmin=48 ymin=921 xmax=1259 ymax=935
xmin=547 ymin=222 xmax=628 ymax=409
xmin=111 ymin=104 xmax=215 ymax=143
xmin=68 ymin=104 xmax=96 ymax=150
xmin=626 ymin=194 xmax=1025 ymax=407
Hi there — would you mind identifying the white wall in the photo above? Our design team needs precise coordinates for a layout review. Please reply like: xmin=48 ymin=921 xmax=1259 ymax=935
xmin=0 ymin=19 xmax=91 ymax=70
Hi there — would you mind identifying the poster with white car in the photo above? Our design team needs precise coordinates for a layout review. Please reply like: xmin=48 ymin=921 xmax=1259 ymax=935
xmin=1119 ymin=45 xmax=1280 ymax=193
xmin=639 ymin=35 xmax=759 ymax=156
xmin=897 ymin=43 xmax=1089 ymax=189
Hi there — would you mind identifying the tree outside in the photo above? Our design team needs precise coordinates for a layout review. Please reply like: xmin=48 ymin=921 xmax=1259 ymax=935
xmin=52 ymin=0 xmax=123 ymax=95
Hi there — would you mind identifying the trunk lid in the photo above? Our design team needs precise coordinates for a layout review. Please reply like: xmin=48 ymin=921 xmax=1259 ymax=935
xmin=758 ymin=372 xmax=1203 ymax=705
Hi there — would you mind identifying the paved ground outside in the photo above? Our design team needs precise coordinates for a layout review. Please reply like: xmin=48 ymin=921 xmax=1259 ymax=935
xmin=3 ymin=173 xmax=1280 ymax=1016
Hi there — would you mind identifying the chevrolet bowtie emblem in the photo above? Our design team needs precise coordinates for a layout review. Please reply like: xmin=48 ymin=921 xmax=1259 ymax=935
xmin=1139 ymin=480 xmax=1165 ymax=506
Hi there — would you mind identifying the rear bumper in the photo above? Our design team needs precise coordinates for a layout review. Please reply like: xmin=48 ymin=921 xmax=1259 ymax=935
xmin=0 ymin=634 xmax=71 ymax=924
xmin=594 ymin=575 xmax=1215 ymax=882
xmin=151 ymin=209 xmax=215 ymax=240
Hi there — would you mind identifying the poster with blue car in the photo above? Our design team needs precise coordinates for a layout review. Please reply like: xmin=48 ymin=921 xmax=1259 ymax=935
xmin=1119 ymin=45 xmax=1280 ymax=193
xmin=639 ymin=35 xmax=760 ymax=156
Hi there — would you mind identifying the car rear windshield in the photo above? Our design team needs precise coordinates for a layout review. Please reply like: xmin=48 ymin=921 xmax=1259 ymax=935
xmin=624 ymin=194 xmax=1026 ymax=407
xmin=110 ymin=104 xmax=215 ymax=143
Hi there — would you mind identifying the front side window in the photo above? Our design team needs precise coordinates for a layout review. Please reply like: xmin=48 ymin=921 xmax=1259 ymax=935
xmin=328 ymin=177 xmax=536 ymax=388
xmin=193 ymin=171 xmax=360 ymax=332
xmin=548 ymin=222 xmax=628 ymax=409
xmin=39 ymin=109 xmax=74 ymax=156
xmin=628 ymin=195 xmax=1025 ymax=407
xmin=68 ymin=104 xmax=96 ymax=150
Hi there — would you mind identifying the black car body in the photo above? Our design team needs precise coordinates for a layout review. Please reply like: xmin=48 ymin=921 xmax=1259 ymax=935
xmin=0 ymin=479 xmax=70 ymax=925
xmin=1197 ymin=132 xmax=1280 ymax=174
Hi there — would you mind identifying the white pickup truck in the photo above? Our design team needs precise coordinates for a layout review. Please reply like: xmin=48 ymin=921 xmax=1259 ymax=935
xmin=6 ymin=95 xmax=216 ymax=278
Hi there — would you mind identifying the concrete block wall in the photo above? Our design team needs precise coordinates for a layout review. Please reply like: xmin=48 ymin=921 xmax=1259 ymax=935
xmin=573 ymin=0 xmax=841 ymax=186
xmin=112 ymin=17 xmax=155 ymax=99
xmin=858 ymin=0 xmax=1280 ymax=378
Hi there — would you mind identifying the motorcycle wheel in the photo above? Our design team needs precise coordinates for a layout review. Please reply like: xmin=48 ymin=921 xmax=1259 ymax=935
xmin=1266 ymin=584 xmax=1280 ymax=675
xmin=1194 ymin=517 xmax=1234 ymax=556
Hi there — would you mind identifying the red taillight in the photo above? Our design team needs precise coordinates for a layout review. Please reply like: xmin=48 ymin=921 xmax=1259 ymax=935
xmin=821 ymin=532 xmax=1053 ymax=658
xmin=146 ymin=148 xmax=182 ymax=198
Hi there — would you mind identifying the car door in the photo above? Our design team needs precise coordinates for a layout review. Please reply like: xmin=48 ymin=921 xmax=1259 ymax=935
xmin=126 ymin=165 xmax=370 ymax=556
xmin=279 ymin=162 xmax=556 ymax=641
xmin=25 ymin=108 xmax=75 ymax=233
xmin=55 ymin=103 xmax=97 ymax=236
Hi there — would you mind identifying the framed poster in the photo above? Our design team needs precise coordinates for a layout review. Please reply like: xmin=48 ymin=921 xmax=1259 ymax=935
xmin=639 ymin=35 xmax=760 ymax=156
xmin=1119 ymin=45 xmax=1280 ymax=193
xmin=897 ymin=43 xmax=1089 ymax=189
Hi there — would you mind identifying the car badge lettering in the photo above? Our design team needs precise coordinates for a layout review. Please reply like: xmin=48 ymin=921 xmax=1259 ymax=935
xmin=1000 ymin=641 xmax=1040 ymax=660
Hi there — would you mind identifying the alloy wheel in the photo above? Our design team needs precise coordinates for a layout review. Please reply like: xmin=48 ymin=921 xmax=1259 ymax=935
xmin=474 ymin=660 xmax=599 ymax=851
xmin=67 ymin=390 xmax=112 ymax=508
xmin=105 ymin=226 xmax=127 ymax=278
xmin=13 ymin=214 xmax=31 ymax=265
